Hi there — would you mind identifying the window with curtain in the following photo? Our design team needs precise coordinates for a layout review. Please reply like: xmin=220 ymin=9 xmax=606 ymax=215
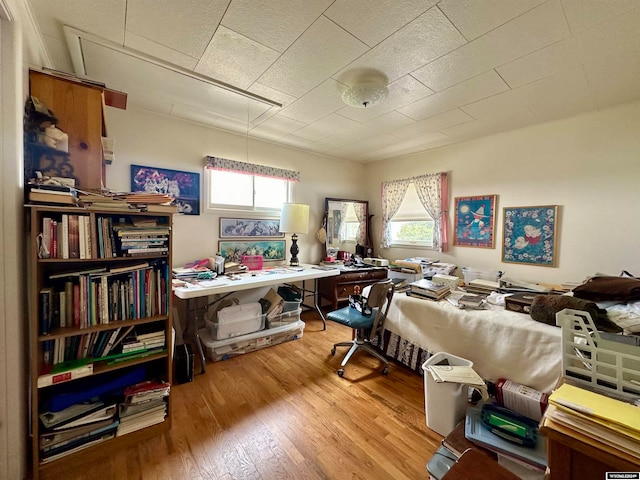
xmin=380 ymin=172 xmax=449 ymax=252
xmin=205 ymin=156 xmax=299 ymax=211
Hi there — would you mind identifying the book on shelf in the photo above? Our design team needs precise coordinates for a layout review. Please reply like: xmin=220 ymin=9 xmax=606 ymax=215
xmin=37 ymin=361 xmax=93 ymax=388
xmin=39 ymin=286 xmax=54 ymax=335
xmin=140 ymin=203 xmax=178 ymax=214
xmin=29 ymin=190 xmax=79 ymax=206
xmin=40 ymin=431 xmax=116 ymax=464
xmin=68 ymin=214 xmax=80 ymax=258
xmin=119 ymin=398 xmax=167 ymax=419
xmin=124 ymin=379 xmax=171 ymax=405
xmin=39 ymin=417 xmax=116 ymax=451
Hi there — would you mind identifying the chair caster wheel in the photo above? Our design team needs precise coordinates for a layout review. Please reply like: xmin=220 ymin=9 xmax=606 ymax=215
xmin=382 ymin=366 xmax=389 ymax=375
xmin=337 ymin=369 xmax=344 ymax=377
xmin=331 ymin=347 xmax=336 ymax=356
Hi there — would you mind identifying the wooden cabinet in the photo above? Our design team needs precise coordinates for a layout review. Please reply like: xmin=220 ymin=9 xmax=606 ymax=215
xmin=27 ymin=70 xmax=106 ymax=190
xmin=318 ymin=267 xmax=388 ymax=310
xmin=26 ymin=206 xmax=173 ymax=479
xmin=541 ymin=421 xmax=640 ymax=480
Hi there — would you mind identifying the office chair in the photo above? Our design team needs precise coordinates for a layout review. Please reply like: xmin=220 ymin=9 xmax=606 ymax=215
xmin=327 ymin=279 xmax=395 ymax=377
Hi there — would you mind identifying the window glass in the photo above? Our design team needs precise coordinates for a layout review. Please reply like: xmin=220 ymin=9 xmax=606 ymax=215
xmin=208 ymin=169 xmax=290 ymax=211
xmin=390 ymin=184 xmax=435 ymax=247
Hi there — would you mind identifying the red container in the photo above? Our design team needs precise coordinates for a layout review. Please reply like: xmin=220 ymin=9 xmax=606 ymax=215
xmin=242 ymin=255 xmax=263 ymax=271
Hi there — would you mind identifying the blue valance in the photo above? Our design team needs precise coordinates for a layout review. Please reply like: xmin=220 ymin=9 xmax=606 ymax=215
xmin=205 ymin=156 xmax=300 ymax=182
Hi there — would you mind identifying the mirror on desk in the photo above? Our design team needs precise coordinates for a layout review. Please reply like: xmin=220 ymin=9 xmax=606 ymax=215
xmin=324 ymin=197 xmax=373 ymax=260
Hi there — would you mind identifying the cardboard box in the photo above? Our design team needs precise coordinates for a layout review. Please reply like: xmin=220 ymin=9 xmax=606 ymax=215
xmin=262 ymin=288 xmax=284 ymax=319
xmin=432 ymin=274 xmax=460 ymax=291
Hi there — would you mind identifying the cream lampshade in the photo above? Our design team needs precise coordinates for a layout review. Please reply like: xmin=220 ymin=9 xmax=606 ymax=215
xmin=279 ymin=203 xmax=310 ymax=266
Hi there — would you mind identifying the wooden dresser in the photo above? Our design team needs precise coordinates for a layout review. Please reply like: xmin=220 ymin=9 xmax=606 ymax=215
xmin=318 ymin=267 xmax=388 ymax=310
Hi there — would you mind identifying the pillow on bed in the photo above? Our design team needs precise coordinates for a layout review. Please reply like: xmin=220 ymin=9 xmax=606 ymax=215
xmin=529 ymin=294 xmax=622 ymax=333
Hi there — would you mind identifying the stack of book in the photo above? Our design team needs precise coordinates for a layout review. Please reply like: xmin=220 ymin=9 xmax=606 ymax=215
xmin=457 ymin=293 xmax=487 ymax=309
xmin=38 ymin=400 xmax=118 ymax=463
xmin=117 ymin=380 xmax=170 ymax=436
xmin=112 ymin=224 xmax=170 ymax=257
xmin=28 ymin=184 xmax=79 ymax=206
xmin=120 ymin=330 xmax=166 ymax=355
xmin=465 ymin=278 xmax=500 ymax=295
xmin=407 ymin=278 xmax=450 ymax=301
xmin=124 ymin=192 xmax=177 ymax=213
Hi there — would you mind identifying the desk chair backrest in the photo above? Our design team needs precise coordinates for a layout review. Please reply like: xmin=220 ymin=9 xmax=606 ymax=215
xmin=365 ymin=279 xmax=395 ymax=341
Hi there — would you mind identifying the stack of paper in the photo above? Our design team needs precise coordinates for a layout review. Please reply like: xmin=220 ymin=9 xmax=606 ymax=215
xmin=544 ymin=383 xmax=640 ymax=461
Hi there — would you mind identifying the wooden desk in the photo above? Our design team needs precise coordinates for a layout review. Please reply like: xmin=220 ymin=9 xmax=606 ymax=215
xmin=317 ymin=266 xmax=388 ymax=310
xmin=174 ymin=265 xmax=340 ymax=373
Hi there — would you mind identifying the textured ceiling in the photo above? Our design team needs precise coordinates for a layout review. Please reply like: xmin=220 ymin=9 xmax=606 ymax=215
xmin=27 ymin=0 xmax=640 ymax=163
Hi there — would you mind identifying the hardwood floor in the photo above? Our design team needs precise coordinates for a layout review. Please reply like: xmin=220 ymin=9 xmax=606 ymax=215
xmin=51 ymin=310 xmax=443 ymax=479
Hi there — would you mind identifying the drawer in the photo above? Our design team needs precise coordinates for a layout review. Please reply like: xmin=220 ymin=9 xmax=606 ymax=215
xmin=337 ymin=269 xmax=387 ymax=283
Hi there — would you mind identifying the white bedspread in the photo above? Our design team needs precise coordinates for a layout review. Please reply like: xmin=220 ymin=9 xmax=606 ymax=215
xmin=384 ymin=294 xmax=563 ymax=393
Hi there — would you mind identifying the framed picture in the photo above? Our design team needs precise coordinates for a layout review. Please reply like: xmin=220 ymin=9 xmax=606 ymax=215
xmin=218 ymin=240 xmax=286 ymax=263
xmin=502 ymin=205 xmax=559 ymax=267
xmin=130 ymin=165 xmax=200 ymax=215
xmin=453 ymin=195 xmax=497 ymax=248
xmin=219 ymin=218 xmax=283 ymax=238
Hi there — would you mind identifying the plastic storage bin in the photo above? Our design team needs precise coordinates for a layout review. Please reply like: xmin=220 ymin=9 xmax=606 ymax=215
xmin=422 ymin=352 xmax=474 ymax=436
xmin=267 ymin=300 xmax=302 ymax=329
xmin=461 ymin=267 xmax=500 ymax=284
xmin=206 ymin=302 xmax=265 ymax=340
xmin=200 ymin=320 xmax=305 ymax=362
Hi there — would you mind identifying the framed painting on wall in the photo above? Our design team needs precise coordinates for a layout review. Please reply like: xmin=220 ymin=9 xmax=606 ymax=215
xmin=218 ymin=240 xmax=286 ymax=263
xmin=453 ymin=195 xmax=497 ymax=248
xmin=219 ymin=218 xmax=283 ymax=238
xmin=130 ymin=164 xmax=200 ymax=215
xmin=502 ymin=205 xmax=559 ymax=267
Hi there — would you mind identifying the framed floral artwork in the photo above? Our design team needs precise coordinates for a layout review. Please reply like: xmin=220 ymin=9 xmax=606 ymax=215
xmin=218 ymin=240 xmax=286 ymax=263
xmin=219 ymin=218 xmax=283 ymax=238
xmin=130 ymin=165 xmax=200 ymax=215
xmin=453 ymin=195 xmax=497 ymax=248
xmin=502 ymin=205 xmax=559 ymax=267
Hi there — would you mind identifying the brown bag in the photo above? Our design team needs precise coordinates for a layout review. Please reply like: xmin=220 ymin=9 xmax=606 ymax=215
xmin=572 ymin=275 xmax=640 ymax=302
xmin=529 ymin=295 xmax=622 ymax=332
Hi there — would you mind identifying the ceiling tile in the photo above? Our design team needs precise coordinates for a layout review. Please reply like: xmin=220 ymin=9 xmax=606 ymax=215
xmin=249 ymin=115 xmax=306 ymax=137
xmin=40 ymin=33 xmax=74 ymax=73
xmin=412 ymin=0 xmax=571 ymax=91
xmin=258 ymin=16 xmax=368 ymax=98
xmin=128 ymin=94 xmax=174 ymax=116
xmin=560 ymin=0 xmax=638 ymax=33
xmin=30 ymin=0 xmax=126 ymax=44
xmin=340 ymin=133 xmax=402 ymax=153
xmin=400 ymin=71 xmax=509 ymax=121
xmin=248 ymin=83 xmax=297 ymax=108
xmin=438 ymin=0 xmax=546 ymax=40
xmin=195 ymin=26 xmax=280 ymax=90
xmin=279 ymin=79 xmax=347 ymax=124
xmin=390 ymin=109 xmax=473 ymax=139
xmin=336 ymin=7 xmax=466 ymax=84
xmin=126 ymin=0 xmax=229 ymax=58
xmin=125 ymin=32 xmax=199 ymax=70
xmin=325 ymin=0 xmax=436 ymax=47
xmin=291 ymin=114 xmax=362 ymax=141
xmin=171 ymin=103 xmax=220 ymax=127
xmin=497 ymin=8 xmax=640 ymax=88
xmin=220 ymin=0 xmax=332 ymax=52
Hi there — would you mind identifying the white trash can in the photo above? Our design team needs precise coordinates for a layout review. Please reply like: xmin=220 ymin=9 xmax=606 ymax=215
xmin=422 ymin=352 xmax=474 ymax=436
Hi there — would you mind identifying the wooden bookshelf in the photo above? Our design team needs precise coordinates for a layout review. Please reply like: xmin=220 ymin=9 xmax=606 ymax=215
xmin=26 ymin=205 xmax=174 ymax=480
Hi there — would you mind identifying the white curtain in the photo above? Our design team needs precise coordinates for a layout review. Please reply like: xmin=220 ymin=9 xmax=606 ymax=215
xmin=380 ymin=172 xmax=448 ymax=252
xmin=380 ymin=178 xmax=411 ymax=248
xmin=353 ymin=201 xmax=367 ymax=245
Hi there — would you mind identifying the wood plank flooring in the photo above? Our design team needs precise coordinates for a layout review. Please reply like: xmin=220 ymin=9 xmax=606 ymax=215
xmin=50 ymin=310 xmax=443 ymax=479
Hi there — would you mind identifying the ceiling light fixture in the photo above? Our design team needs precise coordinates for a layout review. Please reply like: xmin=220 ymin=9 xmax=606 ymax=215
xmin=342 ymin=82 xmax=389 ymax=108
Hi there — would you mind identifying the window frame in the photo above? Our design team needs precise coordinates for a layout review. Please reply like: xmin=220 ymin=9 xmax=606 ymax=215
xmin=205 ymin=167 xmax=294 ymax=213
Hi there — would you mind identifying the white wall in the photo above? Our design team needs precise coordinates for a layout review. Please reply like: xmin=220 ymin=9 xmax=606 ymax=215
xmin=103 ymin=108 xmax=365 ymax=267
xmin=365 ymin=102 xmax=640 ymax=286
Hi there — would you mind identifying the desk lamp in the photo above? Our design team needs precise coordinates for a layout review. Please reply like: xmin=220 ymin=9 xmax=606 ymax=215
xmin=279 ymin=203 xmax=309 ymax=266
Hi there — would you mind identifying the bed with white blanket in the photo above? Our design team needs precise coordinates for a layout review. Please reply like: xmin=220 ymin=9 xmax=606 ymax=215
xmin=378 ymin=294 xmax=562 ymax=393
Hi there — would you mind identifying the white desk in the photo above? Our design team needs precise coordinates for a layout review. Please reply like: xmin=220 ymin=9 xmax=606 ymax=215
xmin=173 ymin=265 xmax=339 ymax=373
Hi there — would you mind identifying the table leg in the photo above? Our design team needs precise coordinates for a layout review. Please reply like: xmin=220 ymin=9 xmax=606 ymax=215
xmin=312 ymin=278 xmax=326 ymax=330
xmin=187 ymin=298 xmax=207 ymax=374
